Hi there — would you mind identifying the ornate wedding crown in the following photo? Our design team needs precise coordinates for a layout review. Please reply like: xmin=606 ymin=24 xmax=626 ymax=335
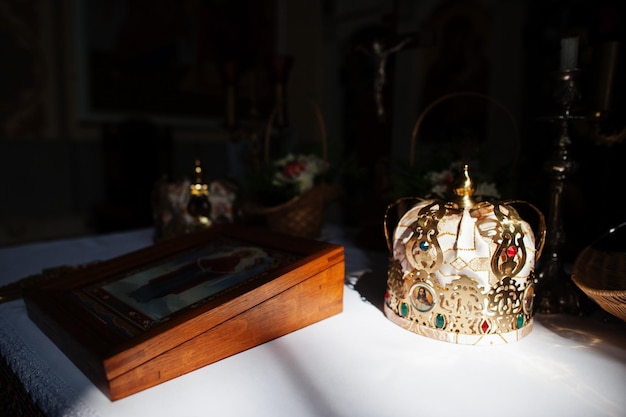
xmin=384 ymin=166 xmax=545 ymax=345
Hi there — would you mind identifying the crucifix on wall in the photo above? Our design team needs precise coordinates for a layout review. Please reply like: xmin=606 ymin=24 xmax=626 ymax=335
xmin=368 ymin=37 xmax=413 ymax=120
xmin=358 ymin=32 xmax=433 ymax=122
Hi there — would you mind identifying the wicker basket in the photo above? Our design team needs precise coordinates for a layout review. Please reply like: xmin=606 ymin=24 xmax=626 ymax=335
xmin=409 ymin=91 xmax=520 ymax=168
xmin=258 ymin=182 xmax=341 ymax=238
xmin=246 ymin=101 xmax=340 ymax=239
xmin=572 ymin=241 xmax=626 ymax=322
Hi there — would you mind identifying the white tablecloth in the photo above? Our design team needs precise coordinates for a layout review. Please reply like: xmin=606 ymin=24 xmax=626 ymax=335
xmin=1 ymin=227 xmax=625 ymax=417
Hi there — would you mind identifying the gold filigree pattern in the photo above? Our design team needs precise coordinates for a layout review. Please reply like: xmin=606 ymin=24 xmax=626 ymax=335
xmin=384 ymin=167 xmax=545 ymax=344
xmin=490 ymin=203 xmax=527 ymax=279
xmin=385 ymin=263 xmax=533 ymax=341
xmin=403 ymin=201 xmax=446 ymax=273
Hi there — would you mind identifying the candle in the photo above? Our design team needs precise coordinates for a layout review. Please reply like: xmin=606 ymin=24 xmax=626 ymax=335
xmin=560 ymin=36 xmax=579 ymax=71
xmin=591 ymin=41 xmax=619 ymax=112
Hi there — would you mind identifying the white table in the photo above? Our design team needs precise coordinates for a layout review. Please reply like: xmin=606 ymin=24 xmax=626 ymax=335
xmin=1 ymin=227 xmax=625 ymax=417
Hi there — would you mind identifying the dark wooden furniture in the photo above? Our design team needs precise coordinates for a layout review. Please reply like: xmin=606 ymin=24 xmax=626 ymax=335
xmin=24 ymin=224 xmax=344 ymax=401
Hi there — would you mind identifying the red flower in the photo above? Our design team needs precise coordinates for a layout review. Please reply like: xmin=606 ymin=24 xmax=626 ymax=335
xmin=282 ymin=161 xmax=306 ymax=179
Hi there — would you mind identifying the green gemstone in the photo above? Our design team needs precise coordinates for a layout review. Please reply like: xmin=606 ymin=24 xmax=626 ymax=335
xmin=436 ymin=314 xmax=445 ymax=329
xmin=400 ymin=302 xmax=409 ymax=317
xmin=516 ymin=314 xmax=524 ymax=329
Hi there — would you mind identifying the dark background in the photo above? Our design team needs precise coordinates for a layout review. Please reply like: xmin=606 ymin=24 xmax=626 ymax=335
xmin=1 ymin=0 xmax=624 ymax=266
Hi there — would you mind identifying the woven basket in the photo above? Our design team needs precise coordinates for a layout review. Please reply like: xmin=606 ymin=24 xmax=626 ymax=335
xmin=259 ymin=182 xmax=340 ymax=238
xmin=246 ymin=101 xmax=340 ymax=239
xmin=409 ymin=91 xmax=520 ymax=168
xmin=572 ymin=240 xmax=626 ymax=322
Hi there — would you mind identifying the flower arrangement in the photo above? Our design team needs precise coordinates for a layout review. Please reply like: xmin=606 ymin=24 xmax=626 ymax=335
xmin=271 ymin=153 xmax=326 ymax=198
xmin=245 ymin=151 xmax=336 ymax=208
xmin=389 ymin=159 xmax=502 ymax=202
xmin=241 ymin=149 xmax=351 ymax=238
xmin=424 ymin=161 xmax=500 ymax=199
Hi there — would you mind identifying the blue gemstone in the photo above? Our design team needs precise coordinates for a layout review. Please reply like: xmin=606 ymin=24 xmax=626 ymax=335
xmin=419 ymin=241 xmax=429 ymax=251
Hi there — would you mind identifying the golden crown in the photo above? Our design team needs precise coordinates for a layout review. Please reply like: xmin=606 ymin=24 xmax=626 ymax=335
xmin=384 ymin=166 xmax=545 ymax=345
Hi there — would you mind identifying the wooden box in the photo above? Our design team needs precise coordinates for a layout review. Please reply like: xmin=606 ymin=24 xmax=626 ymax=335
xmin=24 ymin=224 xmax=344 ymax=401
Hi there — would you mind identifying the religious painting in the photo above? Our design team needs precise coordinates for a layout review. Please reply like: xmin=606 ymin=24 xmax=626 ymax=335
xmin=417 ymin=1 xmax=492 ymax=137
xmin=74 ymin=236 xmax=301 ymax=333
xmin=0 ymin=0 xmax=64 ymax=139
xmin=411 ymin=2 xmax=522 ymax=188
xmin=73 ymin=0 xmax=276 ymax=128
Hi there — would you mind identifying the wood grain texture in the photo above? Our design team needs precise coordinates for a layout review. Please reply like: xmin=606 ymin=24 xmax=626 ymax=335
xmin=24 ymin=224 xmax=345 ymax=400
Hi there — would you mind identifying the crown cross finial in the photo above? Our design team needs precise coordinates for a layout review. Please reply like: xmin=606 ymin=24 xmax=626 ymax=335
xmin=453 ymin=164 xmax=476 ymax=208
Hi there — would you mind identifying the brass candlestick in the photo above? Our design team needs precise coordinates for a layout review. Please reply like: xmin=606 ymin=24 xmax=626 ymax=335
xmin=534 ymin=68 xmax=585 ymax=314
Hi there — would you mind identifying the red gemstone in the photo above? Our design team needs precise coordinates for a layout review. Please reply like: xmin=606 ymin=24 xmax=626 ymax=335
xmin=481 ymin=319 xmax=490 ymax=333
xmin=506 ymin=246 xmax=517 ymax=258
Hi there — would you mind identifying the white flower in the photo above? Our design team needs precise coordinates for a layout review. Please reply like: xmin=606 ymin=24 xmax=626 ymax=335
xmin=425 ymin=169 xmax=453 ymax=186
xmin=475 ymin=181 xmax=500 ymax=198
xmin=430 ymin=183 xmax=449 ymax=197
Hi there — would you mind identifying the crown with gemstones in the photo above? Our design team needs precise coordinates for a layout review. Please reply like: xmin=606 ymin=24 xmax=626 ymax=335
xmin=384 ymin=166 xmax=545 ymax=345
